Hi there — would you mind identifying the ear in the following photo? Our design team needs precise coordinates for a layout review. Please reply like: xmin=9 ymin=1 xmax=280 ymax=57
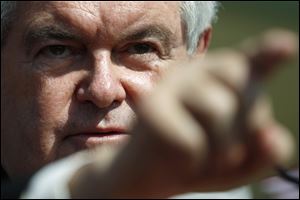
xmin=195 ymin=27 xmax=212 ymax=56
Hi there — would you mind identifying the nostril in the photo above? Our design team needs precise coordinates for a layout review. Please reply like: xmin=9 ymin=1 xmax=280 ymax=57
xmin=111 ymin=100 xmax=121 ymax=109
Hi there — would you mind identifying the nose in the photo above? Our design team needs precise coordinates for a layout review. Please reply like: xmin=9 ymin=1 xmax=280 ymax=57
xmin=77 ymin=52 xmax=126 ymax=109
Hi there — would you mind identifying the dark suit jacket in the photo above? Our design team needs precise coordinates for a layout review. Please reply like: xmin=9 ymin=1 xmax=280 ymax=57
xmin=1 ymin=167 xmax=31 ymax=199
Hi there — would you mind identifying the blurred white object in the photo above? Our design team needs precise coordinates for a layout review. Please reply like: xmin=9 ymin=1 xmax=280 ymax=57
xmin=171 ymin=187 xmax=252 ymax=199
xmin=21 ymin=150 xmax=252 ymax=199
xmin=260 ymin=168 xmax=299 ymax=199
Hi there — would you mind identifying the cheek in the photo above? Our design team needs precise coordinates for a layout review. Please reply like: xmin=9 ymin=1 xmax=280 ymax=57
xmin=120 ymin=66 xmax=166 ymax=104
xmin=33 ymin=74 xmax=79 ymax=157
xmin=37 ymin=76 xmax=77 ymax=125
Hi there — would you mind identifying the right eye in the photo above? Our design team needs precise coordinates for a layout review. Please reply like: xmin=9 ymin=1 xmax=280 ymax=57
xmin=39 ymin=45 xmax=72 ymax=58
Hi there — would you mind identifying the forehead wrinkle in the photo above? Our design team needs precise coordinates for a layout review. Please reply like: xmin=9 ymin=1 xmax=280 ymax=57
xmin=47 ymin=1 xmax=100 ymax=18
xmin=22 ymin=5 xmax=100 ymax=44
xmin=51 ymin=8 xmax=99 ymax=39
xmin=30 ymin=2 xmax=103 ymax=43
xmin=23 ymin=14 xmax=86 ymax=45
xmin=22 ymin=1 xmax=182 ymax=49
xmin=95 ymin=2 xmax=180 ymax=45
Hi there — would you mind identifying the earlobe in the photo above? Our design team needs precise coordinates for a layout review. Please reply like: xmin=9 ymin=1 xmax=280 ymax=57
xmin=195 ymin=27 xmax=212 ymax=55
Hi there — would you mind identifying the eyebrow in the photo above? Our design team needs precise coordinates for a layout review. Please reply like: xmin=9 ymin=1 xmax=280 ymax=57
xmin=23 ymin=23 xmax=177 ymax=55
xmin=23 ymin=24 xmax=81 ymax=54
xmin=119 ymin=24 xmax=177 ymax=54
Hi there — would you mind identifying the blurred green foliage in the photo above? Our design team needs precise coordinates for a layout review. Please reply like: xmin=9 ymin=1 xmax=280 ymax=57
xmin=210 ymin=2 xmax=299 ymax=198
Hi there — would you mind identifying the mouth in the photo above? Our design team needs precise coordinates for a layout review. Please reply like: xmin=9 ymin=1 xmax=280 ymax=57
xmin=65 ymin=129 xmax=130 ymax=149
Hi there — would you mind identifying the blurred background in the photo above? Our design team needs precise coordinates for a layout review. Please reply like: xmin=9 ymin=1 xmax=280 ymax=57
xmin=210 ymin=1 xmax=299 ymax=198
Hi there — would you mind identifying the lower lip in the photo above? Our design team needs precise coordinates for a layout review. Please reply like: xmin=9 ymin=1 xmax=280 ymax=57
xmin=67 ymin=132 xmax=130 ymax=149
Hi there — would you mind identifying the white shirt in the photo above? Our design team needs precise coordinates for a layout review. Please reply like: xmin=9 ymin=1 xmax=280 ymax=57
xmin=21 ymin=152 xmax=252 ymax=199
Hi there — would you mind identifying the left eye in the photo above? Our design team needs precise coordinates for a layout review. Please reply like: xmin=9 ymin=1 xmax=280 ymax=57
xmin=127 ymin=43 xmax=156 ymax=54
xmin=40 ymin=45 xmax=72 ymax=58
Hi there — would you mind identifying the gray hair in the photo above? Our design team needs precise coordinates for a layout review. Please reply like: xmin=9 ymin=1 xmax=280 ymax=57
xmin=181 ymin=1 xmax=219 ymax=54
xmin=1 ymin=1 xmax=218 ymax=54
xmin=1 ymin=1 xmax=17 ymax=47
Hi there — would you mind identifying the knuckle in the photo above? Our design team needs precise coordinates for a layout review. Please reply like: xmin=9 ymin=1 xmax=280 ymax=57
xmin=207 ymin=49 xmax=250 ymax=91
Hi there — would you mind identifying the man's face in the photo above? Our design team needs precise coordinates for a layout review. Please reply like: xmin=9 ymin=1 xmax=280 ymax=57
xmin=1 ymin=1 xmax=188 ymax=177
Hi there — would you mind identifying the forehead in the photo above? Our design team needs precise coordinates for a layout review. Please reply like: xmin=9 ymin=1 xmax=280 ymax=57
xmin=21 ymin=1 xmax=181 ymax=42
